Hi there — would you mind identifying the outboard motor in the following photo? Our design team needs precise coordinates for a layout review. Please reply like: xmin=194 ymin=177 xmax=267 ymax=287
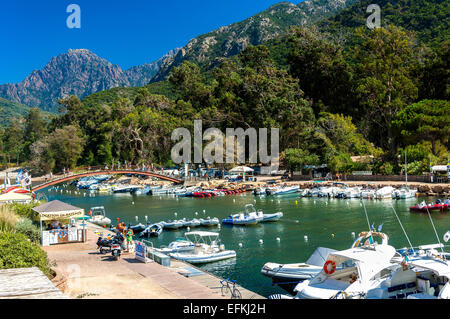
xmin=266 ymin=189 xmax=272 ymax=196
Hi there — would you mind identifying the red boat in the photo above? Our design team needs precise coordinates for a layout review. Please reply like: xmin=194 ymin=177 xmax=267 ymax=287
xmin=410 ymin=203 xmax=449 ymax=212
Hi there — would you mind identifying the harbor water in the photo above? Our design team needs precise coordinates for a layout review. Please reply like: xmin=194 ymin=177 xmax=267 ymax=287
xmin=41 ymin=185 xmax=450 ymax=297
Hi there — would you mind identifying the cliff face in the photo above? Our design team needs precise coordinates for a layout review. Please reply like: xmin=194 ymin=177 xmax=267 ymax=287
xmin=0 ymin=49 xmax=179 ymax=112
xmin=151 ymin=0 xmax=359 ymax=82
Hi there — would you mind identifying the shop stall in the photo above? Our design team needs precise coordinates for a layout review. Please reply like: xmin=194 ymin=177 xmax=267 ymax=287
xmin=33 ymin=200 xmax=86 ymax=246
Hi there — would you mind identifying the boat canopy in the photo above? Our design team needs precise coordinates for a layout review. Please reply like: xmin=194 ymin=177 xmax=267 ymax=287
xmin=326 ymin=245 xmax=397 ymax=282
xmin=409 ymin=258 xmax=450 ymax=279
xmin=184 ymin=231 xmax=220 ymax=243
xmin=306 ymin=247 xmax=337 ymax=267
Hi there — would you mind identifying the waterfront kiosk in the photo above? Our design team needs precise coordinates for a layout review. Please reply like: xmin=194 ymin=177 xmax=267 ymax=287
xmin=33 ymin=200 xmax=87 ymax=246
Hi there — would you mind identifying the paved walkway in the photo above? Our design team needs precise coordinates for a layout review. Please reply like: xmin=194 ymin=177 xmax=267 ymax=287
xmin=43 ymin=228 xmax=225 ymax=299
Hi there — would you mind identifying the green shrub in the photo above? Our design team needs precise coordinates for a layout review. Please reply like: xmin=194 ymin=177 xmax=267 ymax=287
xmin=7 ymin=202 xmax=42 ymax=221
xmin=0 ymin=233 xmax=52 ymax=276
xmin=0 ymin=206 xmax=19 ymax=233
xmin=14 ymin=219 xmax=41 ymax=243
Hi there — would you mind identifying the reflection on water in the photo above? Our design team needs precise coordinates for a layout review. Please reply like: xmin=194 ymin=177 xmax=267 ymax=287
xmin=42 ymin=185 xmax=450 ymax=297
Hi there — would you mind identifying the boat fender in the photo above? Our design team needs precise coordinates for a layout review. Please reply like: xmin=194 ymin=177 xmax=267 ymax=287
xmin=324 ymin=260 xmax=336 ymax=275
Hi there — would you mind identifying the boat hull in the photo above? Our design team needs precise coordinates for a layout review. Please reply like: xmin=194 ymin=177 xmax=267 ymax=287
xmin=170 ymin=250 xmax=236 ymax=264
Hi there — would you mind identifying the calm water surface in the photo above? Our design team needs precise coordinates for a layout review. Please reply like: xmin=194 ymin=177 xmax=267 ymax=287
xmin=41 ymin=185 xmax=450 ymax=297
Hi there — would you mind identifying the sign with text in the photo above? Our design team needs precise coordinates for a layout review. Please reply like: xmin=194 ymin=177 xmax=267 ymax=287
xmin=135 ymin=241 xmax=148 ymax=263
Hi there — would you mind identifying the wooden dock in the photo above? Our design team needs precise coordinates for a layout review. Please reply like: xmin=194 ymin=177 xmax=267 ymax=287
xmin=0 ymin=267 xmax=68 ymax=299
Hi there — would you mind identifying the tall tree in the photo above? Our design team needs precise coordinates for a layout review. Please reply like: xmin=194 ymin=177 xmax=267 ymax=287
xmin=353 ymin=25 xmax=418 ymax=154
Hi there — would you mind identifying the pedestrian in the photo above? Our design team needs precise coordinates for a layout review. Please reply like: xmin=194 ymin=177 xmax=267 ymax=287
xmin=126 ymin=228 xmax=134 ymax=251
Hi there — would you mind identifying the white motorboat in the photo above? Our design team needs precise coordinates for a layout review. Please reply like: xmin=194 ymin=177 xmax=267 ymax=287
xmin=222 ymin=204 xmax=264 ymax=226
xmin=262 ymin=247 xmax=338 ymax=292
xmin=393 ymin=187 xmax=417 ymax=199
xmin=294 ymin=244 xmax=399 ymax=299
xmin=87 ymin=206 xmax=111 ymax=226
xmin=160 ymin=220 xmax=185 ymax=229
xmin=199 ymin=217 xmax=220 ymax=227
xmin=183 ymin=218 xmax=201 ymax=227
xmin=169 ymin=231 xmax=236 ymax=264
xmin=363 ymin=243 xmax=450 ymax=299
xmin=266 ymin=185 xmax=300 ymax=196
xmin=253 ymin=186 xmax=266 ymax=195
xmin=262 ymin=231 xmax=389 ymax=293
xmin=262 ymin=212 xmax=283 ymax=222
xmin=360 ymin=189 xmax=376 ymax=199
xmin=154 ymin=238 xmax=195 ymax=254
xmin=375 ymin=186 xmax=395 ymax=199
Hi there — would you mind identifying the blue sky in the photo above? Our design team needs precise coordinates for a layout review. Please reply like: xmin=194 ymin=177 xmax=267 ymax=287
xmin=1 ymin=0 xmax=295 ymax=84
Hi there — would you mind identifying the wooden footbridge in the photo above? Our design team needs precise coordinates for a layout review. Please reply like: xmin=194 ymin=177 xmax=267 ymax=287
xmin=33 ymin=169 xmax=182 ymax=192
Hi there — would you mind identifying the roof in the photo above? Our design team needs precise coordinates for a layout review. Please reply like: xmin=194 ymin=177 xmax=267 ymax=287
xmin=33 ymin=200 xmax=82 ymax=213
xmin=32 ymin=200 xmax=84 ymax=221
xmin=0 ymin=192 xmax=32 ymax=202
xmin=0 ymin=267 xmax=68 ymax=299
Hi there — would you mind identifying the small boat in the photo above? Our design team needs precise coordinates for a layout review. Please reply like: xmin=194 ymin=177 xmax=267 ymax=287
xmin=131 ymin=186 xmax=151 ymax=195
xmin=293 ymin=245 xmax=398 ymax=299
xmin=154 ymin=238 xmax=195 ymax=254
xmin=140 ymin=223 xmax=163 ymax=237
xmin=410 ymin=200 xmax=449 ymax=212
xmin=183 ymin=218 xmax=201 ymax=227
xmin=129 ymin=223 xmax=147 ymax=233
xmin=222 ymin=204 xmax=263 ymax=226
xmin=160 ymin=220 xmax=185 ymax=229
xmin=112 ymin=185 xmax=141 ymax=193
xmin=360 ymin=189 xmax=376 ymax=199
xmin=262 ymin=212 xmax=283 ymax=222
xmin=169 ymin=231 xmax=236 ymax=264
xmin=393 ymin=187 xmax=417 ymax=199
xmin=266 ymin=185 xmax=300 ymax=196
xmin=262 ymin=231 xmax=390 ymax=294
xmin=199 ymin=217 xmax=220 ymax=227
xmin=375 ymin=186 xmax=395 ymax=199
xmin=253 ymin=186 xmax=266 ymax=195
xmin=87 ymin=206 xmax=111 ymax=226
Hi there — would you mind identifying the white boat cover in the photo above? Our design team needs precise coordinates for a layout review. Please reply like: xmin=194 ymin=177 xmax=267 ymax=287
xmin=328 ymin=245 xmax=397 ymax=282
xmin=409 ymin=258 xmax=450 ymax=279
xmin=306 ymin=247 xmax=337 ymax=267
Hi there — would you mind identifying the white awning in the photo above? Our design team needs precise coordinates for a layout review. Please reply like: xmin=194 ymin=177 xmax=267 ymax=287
xmin=432 ymin=165 xmax=448 ymax=172
xmin=229 ymin=166 xmax=254 ymax=173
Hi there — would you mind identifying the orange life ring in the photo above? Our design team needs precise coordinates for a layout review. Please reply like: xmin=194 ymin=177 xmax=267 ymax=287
xmin=324 ymin=260 xmax=336 ymax=275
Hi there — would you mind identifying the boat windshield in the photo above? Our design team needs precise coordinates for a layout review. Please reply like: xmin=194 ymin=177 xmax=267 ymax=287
xmin=245 ymin=204 xmax=256 ymax=214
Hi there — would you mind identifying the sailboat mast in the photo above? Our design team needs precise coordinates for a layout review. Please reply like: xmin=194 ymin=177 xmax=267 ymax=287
xmin=405 ymin=151 xmax=408 ymax=188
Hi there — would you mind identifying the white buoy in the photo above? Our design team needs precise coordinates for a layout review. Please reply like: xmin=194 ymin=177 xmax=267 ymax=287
xmin=217 ymin=224 xmax=221 ymax=229
xmin=132 ymin=201 xmax=135 ymax=205
xmin=304 ymin=235 xmax=308 ymax=241
xmin=195 ymin=212 xmax=198 ymax=216
xmin=254 ymin=200 xmax=256 ymax=203
xmin=278 ymin=200 xmax=280 ymax=204
xmin=174 ymin=212 xmax=178 ymax=217
xmin=135 ymin=216 xmax=138 ymax=221
xmin=186 ymin=227 xmax=190 ymax=231
xmin=296 ymin=220 xmax=300 ymax=223
xmin=145 ymin=216 xmax=148 ymax=222
xmin=351 ymin=232 xmax=356 ymax=238
xmin=276 ymin=237 xmax=280 ymax=242
xmin=314 ymin=200 xmax=316 ymax=204
xmin=259 ymin=239 xmax=263 ymax=244
xmin=233 ymin=199 xmax=236 ymax=202
xmin=203 ymin=210 xmax=205 ymax=213
xmin=238 ymin=243 xmax=243 ymax=247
